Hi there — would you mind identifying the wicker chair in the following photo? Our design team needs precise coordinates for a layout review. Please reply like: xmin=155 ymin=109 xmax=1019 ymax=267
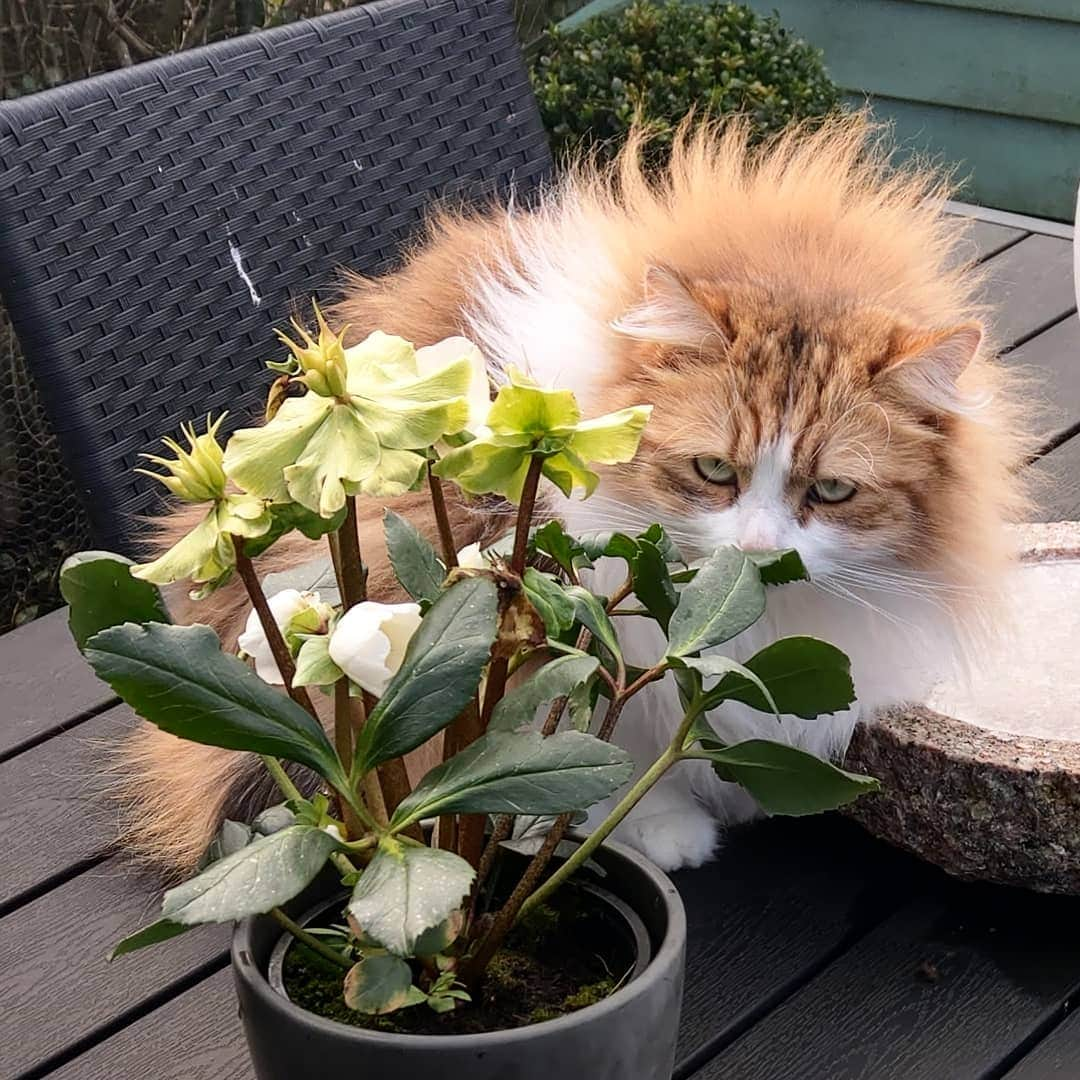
xmin=0 ymin=0 xmax=551 ymax=553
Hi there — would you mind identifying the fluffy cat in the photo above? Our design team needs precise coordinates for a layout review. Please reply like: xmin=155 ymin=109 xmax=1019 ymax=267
xmin=120 ymin=114 xmax=1030 ymax=875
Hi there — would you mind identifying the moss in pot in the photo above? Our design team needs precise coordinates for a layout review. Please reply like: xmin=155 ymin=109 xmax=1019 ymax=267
xmin=61 ymin=308 xmax=879 ymax=1077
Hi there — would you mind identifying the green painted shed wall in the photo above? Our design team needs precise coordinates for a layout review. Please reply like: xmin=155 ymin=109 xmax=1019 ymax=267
xmin=559 ymin=0 xmax=1080 ymax=220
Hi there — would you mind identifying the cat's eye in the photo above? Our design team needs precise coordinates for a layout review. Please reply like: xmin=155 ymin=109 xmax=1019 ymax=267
xmin=808 ymin=478 xmax=857 ymax=504
xmin=694 ymin=456 xmax=736 ymax=485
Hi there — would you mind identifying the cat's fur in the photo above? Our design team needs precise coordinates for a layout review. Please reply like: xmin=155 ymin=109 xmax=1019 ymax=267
xmin=119 ymin=114 xmax=1031 ymax=875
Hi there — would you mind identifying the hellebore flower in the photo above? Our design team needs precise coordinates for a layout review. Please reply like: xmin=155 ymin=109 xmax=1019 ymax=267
xmin=327 ymin=601 xmax=423 ymax=697
xmin=237 ymin=589 xmax=333 ymax=684
xmin=224 ymin=311 xmax=488 ymax=518
xmin=432 ymin=369 xmax=652 ymax=502
xmin=132 ymin=415 xmax=272 ymax=589
xmin=455 ymin=542 xmax=488 ymax=570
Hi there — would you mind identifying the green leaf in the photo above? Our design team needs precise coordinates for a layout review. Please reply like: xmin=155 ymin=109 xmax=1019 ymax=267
xmin=60 ymin=551 xmax=171 ymax=650
xmin=109 ymin=918 xmax=189 ymax=960
xmin=565 ymin=586 xmax=621 ymax=663
xmin=667 ymin=547 xmax=765 ymax=657
xmin=292 ymin=635 xmax=343 ymax=689
xmin=630 ymin=539 xmax=677 ymax=630
xmin=532 ymin=520 xmax=590 ymax=576
xmin=84 ymin=622 xmax=345 ymax=787
xmin=697 ymin=737 xmax=880 ymax=816
xmin=413 ymin=910 xmax=464 ymax=956
xmin=489 ymin=654 xmax=600 ymax=732
xmin=244 ymin=504 xmax=347 ymax=558
xmin=383 ymin=510 xmax=446 ymax=605
xmin=705 ymin=636 xmax=854 ymax=718
xmin=348 ymin=840 xmax=474 ymax=956
xmin=679 ymin=654 xmax=780 ymax=718
xmin=389 ymin=730 xmax=634 ymax=830
xmin=353 ymin=578 xmax=498 ymax=775
xmin=522 ymin=568 xmax=577 ymax=635
xmin=567 ymin=675 xmax=599 ymax=732
xmin=640 ymin=524 xmax=684 ymax=564
xmin=343 ymin=954 xmax=417 ymax=1014
xmin=749 ymin=549 xmax=809 ymax=586
xmin=577 ymin=530 xmax=637 ymax=562
xmin=161 ymin=825 xmax=339 ymax=924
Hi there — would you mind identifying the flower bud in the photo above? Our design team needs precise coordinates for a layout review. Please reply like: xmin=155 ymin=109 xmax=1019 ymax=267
xmin=136 ymin=414 xmax=228 ymax=503
xmin=238 ymin=589 xmax=330 ymax=684
xmin=327 ymin=601 xmax=423 ymax=697
xmin=276 ymin=304 xmax=349 ymax=399
xmin=456 ymin=542 xmax=488 ymax=570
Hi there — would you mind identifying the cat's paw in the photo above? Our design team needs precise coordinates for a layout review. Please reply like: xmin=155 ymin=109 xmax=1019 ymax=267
xmin=616 ymin=807 xmax=718 ymax=872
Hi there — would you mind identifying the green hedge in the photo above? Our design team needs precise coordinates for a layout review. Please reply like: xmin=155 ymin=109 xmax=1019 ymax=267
xmin=530 ymin=0 xmax=841 ymax=161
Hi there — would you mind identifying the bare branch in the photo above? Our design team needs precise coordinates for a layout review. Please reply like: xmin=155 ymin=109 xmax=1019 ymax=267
xmin=94 ymin=0 xmax=160 ymax=60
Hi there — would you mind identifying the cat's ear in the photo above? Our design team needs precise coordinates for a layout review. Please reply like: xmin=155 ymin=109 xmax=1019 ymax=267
xmin=611 ymin=265 xmax=730 ymax=349
xmin=874 ymin=323 xmax=984 ymax=413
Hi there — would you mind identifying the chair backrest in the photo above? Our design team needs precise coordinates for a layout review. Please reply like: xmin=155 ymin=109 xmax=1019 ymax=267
xmin=0 ymin=0 xmax=551 ymax=553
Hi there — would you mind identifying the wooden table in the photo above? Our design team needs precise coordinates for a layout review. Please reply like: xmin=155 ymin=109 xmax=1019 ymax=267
xmin=2 ymin=202 xmax=1078 ymax=1080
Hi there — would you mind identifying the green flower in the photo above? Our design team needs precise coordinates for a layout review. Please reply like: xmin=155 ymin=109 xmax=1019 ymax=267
xmin=224 ymin=320 xmax=479 ymax=517
xmin=132 ymin=416 xmax=272 ymax=589
xmin=432 ymin=370 xmax=651 ymax=502
xmin=135 ymin=414 xmax=229 ymax=503
xmin=273 ymin=305 xmax=351 ymax=399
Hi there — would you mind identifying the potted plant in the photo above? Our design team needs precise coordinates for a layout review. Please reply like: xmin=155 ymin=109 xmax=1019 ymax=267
xmin=61 ymin=308 xmax=878 ymax=1079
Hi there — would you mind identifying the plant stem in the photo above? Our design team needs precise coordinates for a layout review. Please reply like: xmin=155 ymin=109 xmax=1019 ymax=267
xmin=270 ymin=907 xmax=353 ymax=971
xmin=468 ymin=813 xmax=513 ymax=921
xmin=479 ymin=456 xmax=545 ymax=729
xmin=334 ymin=680 xmax=365 ymax=839
xmin=328 ymin=502 xmax=414 ymax=833
xmin=517 ymin=687 xmax=707 ymax=922
xmin=605 ymin=577 xmax=635 ymax=612
xmin=540 ymin=628 xmax=593 ymax=737
xmin=234 ymin=542 xmax=317 ymax=717
xmin=338 ymin=496 xmax=368 ymax=604
xmin=461 ymin=811 xmax=573 ymax=986
xmin=517 ymin=749 xmax=679 ymax=922
xmin=427 ymin=459 xmax=458 ymax=567
xmin=511 ymin=455 xmax=544 ymax=576
xmin=260 ymin=755 xmax=303 ymax=802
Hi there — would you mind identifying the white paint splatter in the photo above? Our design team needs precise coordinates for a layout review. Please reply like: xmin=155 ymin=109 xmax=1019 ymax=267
xmin=228 ymin=240 xmax=262 ymax=306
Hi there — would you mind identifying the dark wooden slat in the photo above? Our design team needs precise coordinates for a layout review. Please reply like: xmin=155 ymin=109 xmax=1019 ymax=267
xmin=0 ymin=606 xmax=116 ymax=760
xmin=947 ymin=219 xmax=1026 ymax=269
xmin=1029 ymin=434 xmax=1080 ymax=523
xmin=691 ymin=880 xmax=1080 ymax=1080
xmin=673 ymin=817 xmax=919 ymax=1070
xmin=0 ymin=704 xmax=134 ymax=910
xmin=1004 ymin=316 xmax=1080 ymax=443
xmin=47 ymin=967 xmax=252 ymax=1080
xmin=0 ymin=858 xmax=228 ymax=1078
xmin=978 ymin=234 xmax=1077 ymax=349
xmin=1002 ymin=1006 xmax=1080 ymax=1078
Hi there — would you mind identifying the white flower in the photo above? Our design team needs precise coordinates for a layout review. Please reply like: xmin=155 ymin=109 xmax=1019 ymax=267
xmin=415 ymin=336 xmax=491 ymax=434
xmin=328 ymin=601 xmax=423 ymax=697
xmin=456 ymin=542 xmax=488 ymax=570
xmin=238 ymin=589 xmax=328 ymax=685
xmin=322 ymin=823 xmax=344 ymax=842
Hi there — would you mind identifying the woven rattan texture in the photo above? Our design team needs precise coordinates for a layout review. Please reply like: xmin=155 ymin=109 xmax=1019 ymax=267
xmin=0 ymin=0 xmax=551 ymax=553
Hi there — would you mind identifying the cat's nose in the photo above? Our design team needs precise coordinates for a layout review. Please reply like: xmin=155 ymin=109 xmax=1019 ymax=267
xmin=736 ymin=510 xmax=783 ymax=553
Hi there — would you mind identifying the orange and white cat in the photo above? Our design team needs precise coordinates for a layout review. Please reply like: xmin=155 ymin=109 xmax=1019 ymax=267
xmin=123 ymin=115 xmax=1030 ymax=874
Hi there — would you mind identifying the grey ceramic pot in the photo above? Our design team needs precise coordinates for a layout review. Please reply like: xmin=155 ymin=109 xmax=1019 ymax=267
xmin=231 ymin=837 xmax=686 ymax=1080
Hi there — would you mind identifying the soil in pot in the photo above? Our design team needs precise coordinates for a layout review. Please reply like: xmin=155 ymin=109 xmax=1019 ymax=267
xmin=279 ymin=881 xmax=641 ymax=1036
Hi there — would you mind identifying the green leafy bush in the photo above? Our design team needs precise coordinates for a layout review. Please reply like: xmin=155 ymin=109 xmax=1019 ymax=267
xmin=531 ymin=0 xmax=841 ymax=161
